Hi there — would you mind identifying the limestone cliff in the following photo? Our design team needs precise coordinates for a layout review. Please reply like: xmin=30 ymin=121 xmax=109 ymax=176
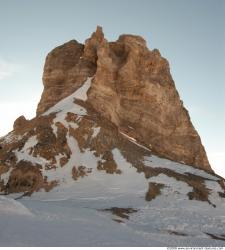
xmin=37 ymin=26 xmax=210 ymax=171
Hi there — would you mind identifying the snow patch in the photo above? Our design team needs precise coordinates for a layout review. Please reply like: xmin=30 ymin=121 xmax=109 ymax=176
xmin=13 ymin=137 xmax=49 ymax=167
xmin=2 ymin=132 xmax=23 ymax=144
xmin=21 ymin=135 xmax=38 ymax=151
xmin=144 ymin=155 xmax=219 ymax=181
xmin=205 ymin=180 xmax=225 ymax=205
xmin=0 ymin=168 xmax=13 ymax=185
xmin=55 ymin=153 xmax=67 ymax=167
xmin=68 ymin=122 xmax=79 ymax=130
xmin=43 ymin=132 xmax=100 ymax=185
xmin=0 ymin=196 xmax=32 ymax=216
xmin=205 ymin=180 xmax=224 ymax=193
xmin=15 ymin=150 xmax=50 ymax=167
xmin=73 ymin=77 xmax=92 ymax=101
xmin=112 ymin=148 xmax=147 ymax=192
xmin=119 ymin=131 xmax=151 ymax=152
xmin=45 ymin=78 xmax=93 ymax=137
xmin=92 ymin=126 xmax=100 ymax=138
xmin=43 ymin=77 xmax=93 ymax=116
xmin=120 ymin=131 xmax=137 ymax=142
xmin=149 ymin=173 xmax=193 ymax=196
xmin=13 ymin=135 xmax=50 ymax=167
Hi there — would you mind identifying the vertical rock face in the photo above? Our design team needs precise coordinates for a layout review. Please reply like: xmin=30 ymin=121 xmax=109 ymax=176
xmin=36 ymin=26 xmax=210 ymax=171
xmin=37 ymin=41 xmax=93 ymax=115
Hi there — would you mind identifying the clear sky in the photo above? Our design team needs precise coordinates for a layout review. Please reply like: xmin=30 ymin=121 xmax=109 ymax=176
xmin=0 ymin=0 xmax=224 ymax=177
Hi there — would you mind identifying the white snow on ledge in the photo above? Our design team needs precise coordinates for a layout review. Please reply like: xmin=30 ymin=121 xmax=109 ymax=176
xmin=119 ymin=130 xmax=151 ymax=152
xmin=43 ymin=77 xmax=93 ymax=116
xmin=22 ymin=135 xmax=38 ymax=151
xmin=92 ymin=126 xmax=101 ymax=138
xmin=42 ymin=77 xmax=93 ymax=138
xmin=12 ymin=135 xmax=50 ymax=169
xmin=73 ymin=77 xmax=92 ymax=101
xmin=149 ymin=173 xmax=193 ymax=195
xmin=144 ymin=155 xmax=220 ymax=181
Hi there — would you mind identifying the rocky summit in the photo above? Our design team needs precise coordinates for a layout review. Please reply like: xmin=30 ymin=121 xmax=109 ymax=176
xmin=0 ymin=26 xmax=222 ymax=195
xmin=38 ymin=26 xmax=210 ymax=170
xmin=0 ymin=27 xmax=225 ymax=247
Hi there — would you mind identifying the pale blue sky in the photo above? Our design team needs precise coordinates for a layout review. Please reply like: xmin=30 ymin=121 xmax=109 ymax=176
xmin=0 ymin=0 xmax=224 ymax=176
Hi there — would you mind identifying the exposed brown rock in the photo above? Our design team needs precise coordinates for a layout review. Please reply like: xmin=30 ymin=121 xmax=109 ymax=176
xmin=72 ymin=166 xmax=92 ymax=180
xmin=145 ymin=182 xmax=165 ymax=201
xmin=13 ymin=115 xmax=28 ymax=131
xmin=205 ymin=233 xmax=225 ymax=241
xmin=101 ymin=207 xmax=138 ymax=220
xmin=5 ymin=161 xmax=42 ymax=194
xmin=0 ymin=26 xmax=219 ymax=197
xmin=88 ymin=32 xmax=211 ymax=171
xmin=36 ymin=26 xmax=211 ymax=171
xmin=37 ymin=40 xmax=95 ymax=115
xmin=0 ymin=93 xmax=221 ymax=198
xmin=83 ymin=26 xmax=105 ymax=64
xmin=4 ymin=161 xmax=57 ymax=195
xmin=97 ymin=150 xmax=122 ymax=174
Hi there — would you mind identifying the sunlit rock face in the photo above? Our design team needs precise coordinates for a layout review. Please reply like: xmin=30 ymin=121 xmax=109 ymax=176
xmin=0 ymin=26 xmax=217 ymax=196
xmin=36 ymin=26 xmax=210 ymax=171
xmin=1 ymin=27 xmax=225 ymax=248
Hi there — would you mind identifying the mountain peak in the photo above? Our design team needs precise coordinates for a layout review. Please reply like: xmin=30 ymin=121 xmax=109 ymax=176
xmin=0 ymin=28 xmax=216 ymax=197
xmin=91 ymin=25 xmax=104 ymax=41
xmin=37 ymin=27 xmax=211 ymax=171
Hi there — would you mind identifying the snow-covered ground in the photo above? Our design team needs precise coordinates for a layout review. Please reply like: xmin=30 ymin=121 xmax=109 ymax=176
xmin=1 ymin=152 xmax=225 ymax=247
xmin=1 ymin=77 xmax=225 ymax=246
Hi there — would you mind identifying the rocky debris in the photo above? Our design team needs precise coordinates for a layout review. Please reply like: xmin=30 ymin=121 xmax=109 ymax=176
xmin=145 ymin=182 xmax=165 ymax=201
xmin=205 ymin=233 xmax=225 ymax=241
xmin=139 ymin=165 xmax=217 ymax=205
xmin=0 ymin=84 xmax=224 ymax=199
xmin=97 ymin=151 xmax=122 ymax=174
xmin=101 ymin=207 xmax=138 ymax=220
xmin=167 ymin=231 xmax=188 ymax=237
xmin=72 ymin=166 xmax=92 ymax=180
xmin=4 ymin=161 xmax=57 ymax=195
xmin=36 ymin=26 xmax=210 ymax=171
xmin=0 ymin=164 xmax=9 ymax=176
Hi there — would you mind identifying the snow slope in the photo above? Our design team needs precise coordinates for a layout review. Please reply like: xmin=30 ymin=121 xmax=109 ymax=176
xmin=1 ymin=157 xmax=225 ymax=247
xmin=1 ymin=143 xmax=225 ymax=246
xmin=1 ymin=77 xmax=225 ymax=247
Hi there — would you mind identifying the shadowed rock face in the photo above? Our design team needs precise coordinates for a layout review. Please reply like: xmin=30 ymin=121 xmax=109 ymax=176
xmin=36 ymin=26 xmax=210 ymax=171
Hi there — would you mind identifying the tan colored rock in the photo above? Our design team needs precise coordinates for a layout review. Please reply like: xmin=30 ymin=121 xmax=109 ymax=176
xmin=13 ymin=115 xmax=28 ymax=131
xmin=0 ymin=164 xmax=9 ymax=176
xmin=88 ymin=29 xmax=211 ymax=171
xmin=36 ymin=40 xmax=96 ymax=115
xmin=5 ymin=161 xmax=43 ymax=194
xmin=145 ymin=182 xmax=165 ymax=201
xmin=72 ymin=166 xmax=90 ymax=180
xmin=35 ymin=26 xmax=211 ymax=171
